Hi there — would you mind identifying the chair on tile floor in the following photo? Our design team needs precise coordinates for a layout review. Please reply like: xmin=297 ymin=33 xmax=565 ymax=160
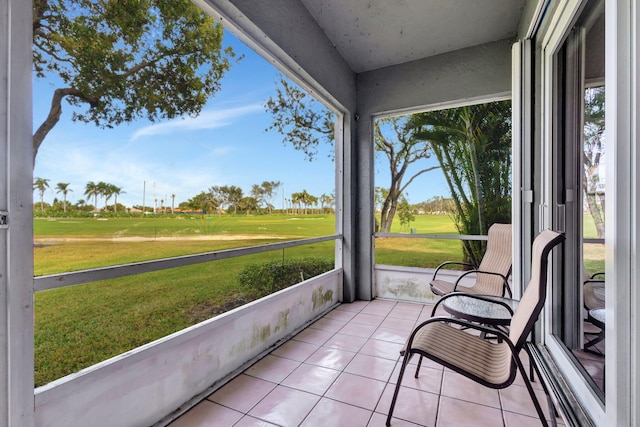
xmin=430 ymin=223 xmax=513 ymax=298
xmin=388 ymin=229 xmax=564 ymax=427
xmin=583 ymin=266 xmax=606 ymax=351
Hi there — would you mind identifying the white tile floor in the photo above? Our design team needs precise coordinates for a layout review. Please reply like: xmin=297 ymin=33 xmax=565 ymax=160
xmin=169 ymin=299 xmax=565 ymax=427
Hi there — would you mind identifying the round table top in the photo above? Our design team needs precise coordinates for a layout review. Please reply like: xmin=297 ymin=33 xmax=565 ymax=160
xmin=442 ymin=294 xmax=518 ymax=326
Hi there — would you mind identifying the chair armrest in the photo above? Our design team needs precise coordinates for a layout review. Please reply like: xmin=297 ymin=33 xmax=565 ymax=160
xmin=431 ymin=261 xmax=476 ymax=281
xmin=452 ymin=269 xmax=513 ymax=297
xmin=404 ymin=315 xmax=515 ymax=355
xmin=590 ymin=272 xmax=605 ymax=280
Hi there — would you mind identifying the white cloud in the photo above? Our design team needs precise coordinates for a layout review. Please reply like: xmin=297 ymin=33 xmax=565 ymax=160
xmin=129 ymin=103 xmax=263 ymax=141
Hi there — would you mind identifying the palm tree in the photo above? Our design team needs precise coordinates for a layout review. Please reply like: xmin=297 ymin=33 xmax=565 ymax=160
xmin=33 ymin=177 xmax=50 ymax=211
xmin=410 ymin=101 xmax=512 ymax=265
xmin=55 ymin=182 xmax=72 ymax=212
xmin=292 ymin=190 xmax=314 ymax=214
xmin=97 ymin=182 xmax=110 ymax=211
xmin=320 ymin=193 xmax=334 ymax=214
xmin=109 ymin=185 xmax=125 ymax=212
xmin=84 ymin=181 xmax=100 ymax=213
xmin=171 ymin=194 xmax=175 ymax=213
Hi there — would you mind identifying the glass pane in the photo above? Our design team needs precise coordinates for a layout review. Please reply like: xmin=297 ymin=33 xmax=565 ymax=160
xmin=551 ymin=0 xmax=605 ymax=400
xmin=32 ymin=3 xmax=338 ymax=387
xmin=373 ymin=102 xmax=512 ymax=268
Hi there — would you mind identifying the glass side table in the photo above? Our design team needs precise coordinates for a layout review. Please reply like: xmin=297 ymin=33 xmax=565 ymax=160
xmin=441 ymin=294 xmax=519 ymax=329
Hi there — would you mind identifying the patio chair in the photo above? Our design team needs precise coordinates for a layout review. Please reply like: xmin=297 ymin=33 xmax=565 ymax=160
xmin=583 ymin=266 xmax=605 ymax=311
xmin=387 ymin=229 xmax=564 ymax=427
xmin=430 ymin=223 xmax=513 ymax=297
xmin=583 ymin=266 xmax=605 ymax=351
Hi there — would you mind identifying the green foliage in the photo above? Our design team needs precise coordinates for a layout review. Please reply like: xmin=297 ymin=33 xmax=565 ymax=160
xmin=264 ymin=76 xmax=335 ymax=161
xmin=32 ymin=0 xmax=237 ymax=159
xmin=397 ymin=197 xmax=416 ymax=230
xmin=237 ymin=257 xmax=334 ymax=297
xmin=33 ymin=177 xmax=50 ymax=211
xmin=409 ymin=101 xmax=512 ymax=265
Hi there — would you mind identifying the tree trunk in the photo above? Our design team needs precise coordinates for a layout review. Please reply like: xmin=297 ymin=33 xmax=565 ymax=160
xmin=33 ymin=88 xmax=99 ymax=165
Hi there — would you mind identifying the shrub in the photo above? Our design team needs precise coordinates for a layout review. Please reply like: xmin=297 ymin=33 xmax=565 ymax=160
xmin=237 ymin=257 xmax=334 ymax=298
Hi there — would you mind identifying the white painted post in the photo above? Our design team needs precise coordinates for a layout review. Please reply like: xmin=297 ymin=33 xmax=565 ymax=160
xmin=0 ymin=1 xmax=35 ymax=426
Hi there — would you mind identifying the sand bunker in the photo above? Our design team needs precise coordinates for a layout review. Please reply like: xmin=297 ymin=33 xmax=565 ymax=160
xmin=34 ymin=234 xmax=287 ymax=243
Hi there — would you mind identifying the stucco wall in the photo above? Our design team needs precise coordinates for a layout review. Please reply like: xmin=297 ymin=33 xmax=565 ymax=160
xmin=34 ymin=270 xmax=342 ymax=427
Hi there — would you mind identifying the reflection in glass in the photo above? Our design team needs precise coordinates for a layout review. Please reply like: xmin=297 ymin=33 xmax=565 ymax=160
xmin=553 ymin=1 xmax=606 ymax=399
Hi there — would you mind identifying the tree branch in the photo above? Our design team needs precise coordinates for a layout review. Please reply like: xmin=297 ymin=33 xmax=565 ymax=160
xmin=33 ymin=88 xmax=101 ymax=164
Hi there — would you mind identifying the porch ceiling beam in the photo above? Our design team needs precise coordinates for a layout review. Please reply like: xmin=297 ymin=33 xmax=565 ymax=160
xmin=196 ymin=0 xmax=357 ymax=113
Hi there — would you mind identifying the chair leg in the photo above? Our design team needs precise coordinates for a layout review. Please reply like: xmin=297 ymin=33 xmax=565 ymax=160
xmin=524 ymin=346 xmax=559 ymax=427
xmin=514 ymin=353 xmax=555 ymax=427
xmin=414 ymin=355 xmax=423 ymax=378
xmin=387 ymin=352 xmax=411 ymax=426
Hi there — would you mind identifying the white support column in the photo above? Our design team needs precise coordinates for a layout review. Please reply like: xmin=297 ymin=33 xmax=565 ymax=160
xmin=511 ymin=39 xmax=534 ymax=300
xmin=0 ymin=1 xmax=34 ymax=426
xmin=605 ymin=0 xmax=636 ymax=425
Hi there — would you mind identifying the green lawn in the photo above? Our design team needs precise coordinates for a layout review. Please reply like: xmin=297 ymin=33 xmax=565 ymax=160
xmin=34 ymin=214 xmax=339 ymax=386
xmin=34 ymin=213 xmax=605 ymax=386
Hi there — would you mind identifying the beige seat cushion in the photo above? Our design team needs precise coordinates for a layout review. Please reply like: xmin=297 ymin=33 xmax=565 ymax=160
xmin=408 ymin=322 xmax=512 ymax=386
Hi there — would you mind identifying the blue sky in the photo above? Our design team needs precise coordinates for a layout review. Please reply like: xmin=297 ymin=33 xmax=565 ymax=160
xmin=33 ymin=29 xmax=446 ymax=209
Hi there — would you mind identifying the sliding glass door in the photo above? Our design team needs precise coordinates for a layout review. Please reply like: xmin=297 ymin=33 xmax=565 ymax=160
xmin=542 ymin=0 xmax=606 ymax=423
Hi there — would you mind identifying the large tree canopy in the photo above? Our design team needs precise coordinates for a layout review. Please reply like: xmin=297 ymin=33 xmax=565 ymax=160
xmin=32 ymin=0 xmax=237 ymax=163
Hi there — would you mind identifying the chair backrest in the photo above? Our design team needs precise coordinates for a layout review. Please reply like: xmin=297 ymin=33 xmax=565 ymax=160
xmin=509 ymin=229 xmax=565 ymax=350
xmin=473 ymin=223 xmax=513 ymax=295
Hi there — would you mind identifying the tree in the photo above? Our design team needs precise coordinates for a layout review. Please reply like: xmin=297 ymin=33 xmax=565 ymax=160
xmin=210 ymin=185 xmax=243 ymax=214
xmin=237 ymin=196 xmax=259 ymax=215
xmin=109 ymin=185 xmax=125 ymax=212
xmin=171 ymin=194 xmax=176 ymax=214
xmin=97 ymin=181 xmax=110 ymax=210
xmin=55 ymin=182 xmax=72 ymax=212
xmin=187 ymin=191 xmax=216 ymax=214
xmin=583 ymin=86 xmax=605 ymax=238
xmin=265 ymin=79 xmax=437 ymax=231
xmin=33 ymin=177 xmax=50 ymax=211
xmin=250 ymin=184 xmax=266 ymax=212
xmin=84 ymin=181 xmax=100 ymax=213
xmin=250 ymin=181 xmax=281 ymax=214
xmin=291 ymin=190 xmax=315 ymax=215
xmin=409 ymin=101 xmax=512 ymax=265
xmin=374 ymin=116 xmax=439 ymax=232
xmin=76 ymin=199 xmax=89 ymax=211
xmin=290 ymin=192 xmax=303 ymax=214
xmin=264 ymin=76 xmax=335 ymax=161
xmin=397 ymin=196 xmax=416 ymax=231
xmin=261 ymin=181 xmax=281 ymax=214
xmin=32 ymin=0 xmax=237 ymax=163
xmin=320 ymin=193 xmax=334 ymax=214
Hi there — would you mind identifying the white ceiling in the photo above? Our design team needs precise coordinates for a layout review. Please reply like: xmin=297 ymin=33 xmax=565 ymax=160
xmin=300 ymin=0 xmax=528 ymax=73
